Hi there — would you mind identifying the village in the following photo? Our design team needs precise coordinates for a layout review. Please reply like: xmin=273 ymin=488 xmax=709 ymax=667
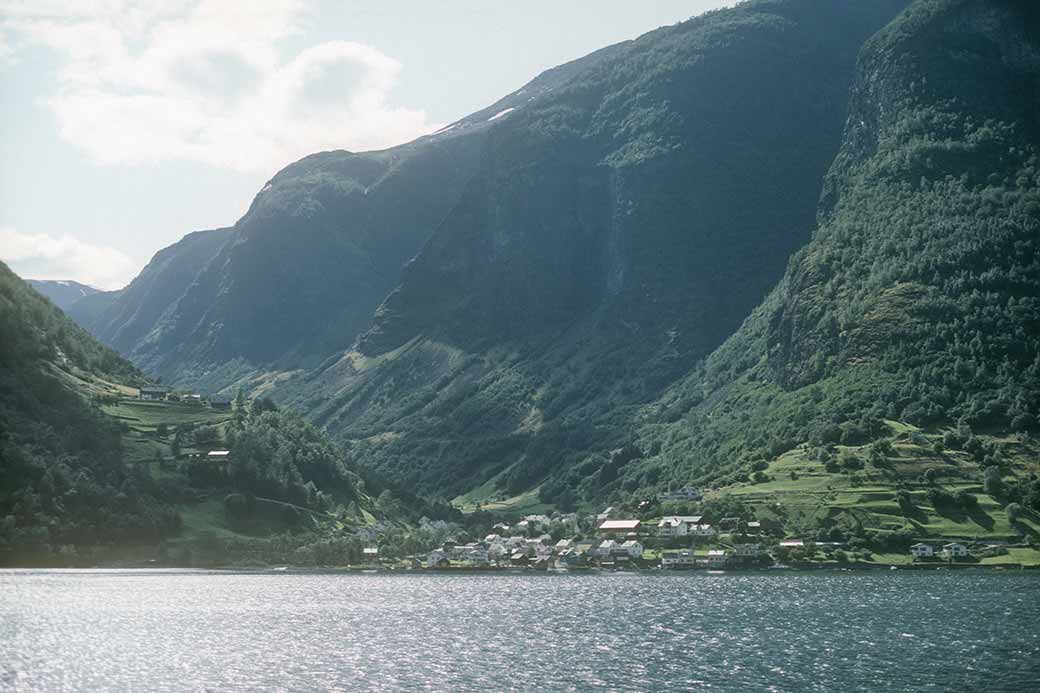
xmin=113 ymin=387 xmax=1032 ymax=572
xmin=406 ymin=500 xmax=986 ymax=572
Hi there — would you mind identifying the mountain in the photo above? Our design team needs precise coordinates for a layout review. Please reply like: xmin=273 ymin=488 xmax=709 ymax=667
xmin=25 ymin=279 xmax=100 ymax=310
xmin=275 ymin=0 xmax=910 ymax=499
xmin=619 ymin=0 xmax=1040 ymax=497
xmin=65 ymin=41 xmax=631 ymax=393
xmin=60 ymin=0 xmax=1037 ymax=514
xmin=67 ymin=227 xmax=232 ymax=369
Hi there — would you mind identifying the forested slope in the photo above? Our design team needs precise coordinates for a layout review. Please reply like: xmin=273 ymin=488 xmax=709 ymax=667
xmin=621 ymin=0 xmax=1040 ymax=498
xmin=0 ymin=263 xmax=439 ymax=565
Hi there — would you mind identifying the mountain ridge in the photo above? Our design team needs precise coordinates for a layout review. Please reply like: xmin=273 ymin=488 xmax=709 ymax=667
xmin=25 ymin=279 xmax=99 ymax=311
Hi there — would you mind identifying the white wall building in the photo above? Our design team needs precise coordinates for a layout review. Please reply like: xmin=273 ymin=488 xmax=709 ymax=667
xmin=620 ymin=540 xmax=644 ymax=558
xmin=661 ymin=550 xmax=696 ymax=568
xmin=910 ymin=543 xmax=934 ymax=559
xmin=707 ymin=549 xmax=729 ymax=568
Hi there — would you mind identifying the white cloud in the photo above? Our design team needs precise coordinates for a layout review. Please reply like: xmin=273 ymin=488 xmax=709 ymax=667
xmin=3 ymin=0 xmax=437 ymax=172
xmin=0 ymin=227 xmax=137 ymax=290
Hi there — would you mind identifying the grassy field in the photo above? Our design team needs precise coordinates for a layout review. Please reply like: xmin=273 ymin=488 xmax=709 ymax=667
xmin=706 ymin=421 xmax=1040 ymax=550
xmin=103 ymin=399 xmax=233 ymax=432
xmin=979 ymin=548 xmax=1040 ymax=567
xmin=100 ymin=397 xmax=233 ymax=465
xmin=453 ymin=485 xmax=553 ymax=516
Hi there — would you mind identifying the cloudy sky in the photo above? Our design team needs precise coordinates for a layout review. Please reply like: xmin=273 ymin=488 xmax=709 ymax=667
xmin=1 ymin=0 xmax=730 ymax=289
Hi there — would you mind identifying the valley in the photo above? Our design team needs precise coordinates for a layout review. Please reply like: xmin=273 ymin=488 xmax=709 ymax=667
xmin=5 ymin=0 xmax=1039 ymax=569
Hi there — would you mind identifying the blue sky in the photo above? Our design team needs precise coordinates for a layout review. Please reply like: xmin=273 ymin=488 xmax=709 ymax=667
xmin=0 ymin=1 xmax=731 ymax=289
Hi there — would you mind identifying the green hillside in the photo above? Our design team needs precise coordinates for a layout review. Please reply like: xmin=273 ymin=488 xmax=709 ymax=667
xmin=1 ymin=263 xmax=448 ymax=566
xmin=0 ymin=260 xmax=171 ymax=563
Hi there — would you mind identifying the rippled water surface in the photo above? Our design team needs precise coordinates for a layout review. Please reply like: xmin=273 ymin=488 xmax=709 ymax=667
xmin=2 ymin=569 xmax=1038 ymax=691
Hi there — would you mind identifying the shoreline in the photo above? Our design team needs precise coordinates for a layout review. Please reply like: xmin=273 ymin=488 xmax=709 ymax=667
xmin=2 ymin=562 xmax=1036 ymax=573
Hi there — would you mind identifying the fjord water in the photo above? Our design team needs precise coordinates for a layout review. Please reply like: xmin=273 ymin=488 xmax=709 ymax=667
xmin=2 ymin=570 xmax=1037 ymax=692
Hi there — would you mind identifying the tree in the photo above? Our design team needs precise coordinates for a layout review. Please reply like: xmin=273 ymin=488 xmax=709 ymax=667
xmin=983 ymin=466 xmax=1005 ymax=499
xmin=1006 ymin=502 xmax=1023 ymax=524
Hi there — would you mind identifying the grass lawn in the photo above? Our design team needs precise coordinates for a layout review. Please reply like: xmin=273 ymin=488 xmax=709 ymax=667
xmin=978 ymin=548 xmax=1040 ymax=567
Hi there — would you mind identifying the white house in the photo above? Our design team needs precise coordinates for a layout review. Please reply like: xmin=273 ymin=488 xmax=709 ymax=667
xmin=779 ymin=539 xmax=805 ymax=549
xmin=427 ymin=548 xmax=449 ymax=568
xmin=661 ymin=550 xmax=696 ymax=568
xmin=942 ymin=543 xmax=968 ymax=559
xmin=139 ymin=386 xmax=168 ymax=401
xmin=707 ymin=549 xmax=729 ymax=568
xmin=597 ymin=540 xmax=618 ymax=557
xmin=620 ymin=540 xmax=644 ymax=558
xmin=554 ymin=539 xmax=574 ymax=553
xmin=362 ymin=547 xmax=379 ymax=560
xmin=524 ymin=514 xmax=551 ymax=528
xmin=657 ymin=517 xmax=684 ymax=537
xmin=484 ymin=534 xmax=502 ymax=544
xmin=657 ymin=515 xmax=703 ymax=538
xmin=910 ymin=543 xmax=934 ymax=559
xmin=488 ymin=544 xmax=509 ymax=561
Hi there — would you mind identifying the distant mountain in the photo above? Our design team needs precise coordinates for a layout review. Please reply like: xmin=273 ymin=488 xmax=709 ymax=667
xmin=67 ymin=227 xmax=232 ymax=368
xmin=25 ymin=279 xmax=100 ymax=310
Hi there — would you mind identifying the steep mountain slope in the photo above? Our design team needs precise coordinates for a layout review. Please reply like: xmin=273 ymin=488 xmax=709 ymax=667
xmin=26 ymin=279 xmax=99 ymax=310
xmin=67 ymin=227 xmax=231 ymax=355
xmin=68 ymin=40 xmax=634 ymax=393
xmin=621 ymin=0 xmax=1040 ymax=498
xmin=279 ymin=0 xmax=909 ymax=499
